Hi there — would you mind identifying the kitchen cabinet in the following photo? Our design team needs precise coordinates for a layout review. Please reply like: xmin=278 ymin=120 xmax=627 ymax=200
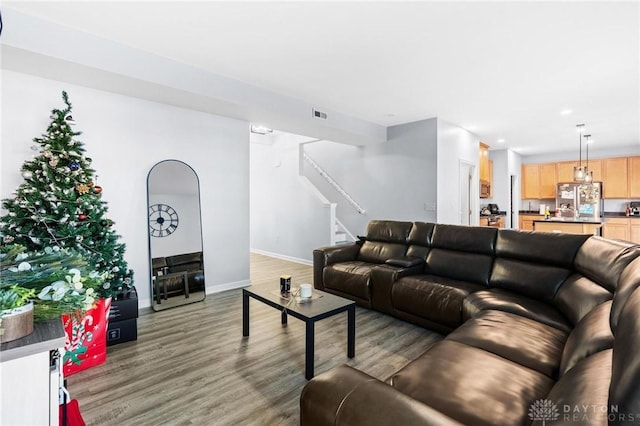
xmin=479 ymin=217 xmax=489 ymax=227
xmin=534 ymin=221 xmax=601 ymax=236
xmin=603 ymin=217 xmax=640 ymax=244
xmin=603 ymin=218 xmax=631 ymax=241
xmin=479 ymin=143 xmax=490 ymax=181
xmin=631 ymin=221 xmax=640 ymax=244
xmin=521 ymin=165 xmax=540 ymax=199
xmin=556 ymin=161 xmax=577 ymax=183
xmin=629 ymin=156 xmax=640 ymax=198
xmin=521 ymin=164 xmax=555 ymax=199
xmin=602 ymin=157 xmax=629 ymax=199
xmin=519 ymin=214 xmax=541 ymax=231
xmin=479 ymin=143 xmax=492 ymax=198
xmin=586 ymin=159 xmax=603 ymax=182
xmin=539 ymin=163 xmax=557 ymax=198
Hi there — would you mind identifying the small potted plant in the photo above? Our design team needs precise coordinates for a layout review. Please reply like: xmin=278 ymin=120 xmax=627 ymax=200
xmin=0 ymin=244 xmax=105 ymax=343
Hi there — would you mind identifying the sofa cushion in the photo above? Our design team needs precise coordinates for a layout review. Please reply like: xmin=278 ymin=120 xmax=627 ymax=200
xmin=323 ymin=261 xmax=377 ymax=305
xmin=426 ymin=249 xmax=493 ymax=286
xmin=609 ymin=286 xmax=640 ymax=418
xmin=554 ymin=273 xmax=613 ymax=326
xmin=494 ymin=230 xmax=589 ymax=269
xmin=559 ymin=301 xmax=613 ymax=376
xmin=392 ymin=275 xmax=484 ymax=329
xmin=463 ymin=288 xmax=571 ymax=332
xmin=537 ymin=350 xmax=612 ymax=426
xmin=431 ymin=224 xmax=497 ymax=255
xmin=574 ymin=237 xmax=639 ymax=293
xmin=446 ymin=310 xmax=568 ymax=378
xmin=490 ymin=258 xmax=571 ymax=304
xmin=610 ymin=256 xmax=640 ymax=333
xmin=365 ymin=220 xmax=413 ymax=242
xmin=389 ymin=340 xmax=555 ymax=426
xmin=357 ymin=241 xmax=408 ymax=264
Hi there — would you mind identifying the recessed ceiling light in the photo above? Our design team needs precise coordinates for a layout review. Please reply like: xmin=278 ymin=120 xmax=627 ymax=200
xmin=497 ymin=139 xmax=505 ymax=143
xmin=250 ymin=124 xmax=273 ymax=135
xmin=561 ymin=109 xmax=573 ymax=116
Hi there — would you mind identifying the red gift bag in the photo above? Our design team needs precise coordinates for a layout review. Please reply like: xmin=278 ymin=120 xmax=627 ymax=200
xmin=62 ymin=297 xmax=111 ymax=376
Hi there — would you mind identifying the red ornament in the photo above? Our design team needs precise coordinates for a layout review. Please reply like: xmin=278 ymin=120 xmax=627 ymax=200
xmin=93 ymin=186 xmax=103 ymax=194
xmin=78 ymin=214 xmax=88 ymax=221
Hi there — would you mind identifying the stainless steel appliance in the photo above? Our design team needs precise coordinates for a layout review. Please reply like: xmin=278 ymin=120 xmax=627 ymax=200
xmin=630 ymin=202 xmax=640 ymax=216
xmin=556 ymin=182 xmax=603 ymax=219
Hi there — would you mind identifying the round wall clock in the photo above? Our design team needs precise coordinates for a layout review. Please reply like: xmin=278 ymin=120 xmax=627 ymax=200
xmin=149 ymin=203 xmax=179 ymax=237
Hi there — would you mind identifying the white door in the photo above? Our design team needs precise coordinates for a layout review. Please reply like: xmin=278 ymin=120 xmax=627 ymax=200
xmin=459 ymin=162 xmax=474 ymax=225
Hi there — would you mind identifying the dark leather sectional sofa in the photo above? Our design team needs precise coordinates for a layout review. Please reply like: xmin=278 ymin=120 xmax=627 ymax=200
xmin=301 ymin=220 xmax=640 ymax=426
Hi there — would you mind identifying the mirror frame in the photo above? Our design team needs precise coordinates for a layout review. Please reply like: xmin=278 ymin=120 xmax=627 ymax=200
xmin=147 ymin=159 xmax=206 ymax=311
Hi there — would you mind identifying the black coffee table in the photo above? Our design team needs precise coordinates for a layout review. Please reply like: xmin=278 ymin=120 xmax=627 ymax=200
xmin=242 ymin=286 xmax=356 ymax=380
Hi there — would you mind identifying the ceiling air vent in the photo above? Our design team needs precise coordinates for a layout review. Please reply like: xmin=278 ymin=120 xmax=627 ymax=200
xmin=312 ymin=109 xmax=328 ymax=120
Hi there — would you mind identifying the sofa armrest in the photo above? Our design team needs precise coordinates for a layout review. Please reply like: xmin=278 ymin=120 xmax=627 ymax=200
xmin=313 ymin=244 xmax=361 ymax=290
xmin=386 ymin=256 xmax=423 ymax=268
xmin=370 ymin=264 xmax=424 ymax=314
xmin=300 ymin=365 xmax=461 ymax=426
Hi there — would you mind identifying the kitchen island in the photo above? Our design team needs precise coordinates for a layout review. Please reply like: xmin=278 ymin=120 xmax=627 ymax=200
xmin=533 ymin=218 xmax=602 ymax=236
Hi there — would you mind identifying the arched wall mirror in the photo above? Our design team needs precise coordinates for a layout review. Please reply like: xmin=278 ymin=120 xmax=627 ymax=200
xmin=147 ymin=160 xmax=205 ymax=311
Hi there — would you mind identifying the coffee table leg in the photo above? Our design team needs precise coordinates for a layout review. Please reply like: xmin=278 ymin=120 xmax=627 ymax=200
xmin=242 ymin=291 xmax=249 ymax=337
xmin=281 ymin=309 xmax=288 ymax=325
xmin=305 ymin=320 xmax=315 ymax=380
xmin=347 ymin=305 xmax=355 ymax=358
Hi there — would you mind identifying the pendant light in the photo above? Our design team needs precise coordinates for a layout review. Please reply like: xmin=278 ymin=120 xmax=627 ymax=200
xmin=573 ymin=124 xmax=587 ymax=182
xmin=583 ymin=134 xmax=593 ymax=183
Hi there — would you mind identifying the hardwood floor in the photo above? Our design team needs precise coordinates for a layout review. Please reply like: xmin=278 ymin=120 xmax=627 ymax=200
xmin=67 ymin=253 xmax=442 ymax=425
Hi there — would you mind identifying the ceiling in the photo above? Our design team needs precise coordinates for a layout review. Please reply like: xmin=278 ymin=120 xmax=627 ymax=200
xmin=3 ymin=1 xmax=639 ymax=155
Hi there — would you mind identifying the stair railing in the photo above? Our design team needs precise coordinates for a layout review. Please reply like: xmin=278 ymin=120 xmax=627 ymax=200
xmin=302 ymin=153 xmax=366 ymax=215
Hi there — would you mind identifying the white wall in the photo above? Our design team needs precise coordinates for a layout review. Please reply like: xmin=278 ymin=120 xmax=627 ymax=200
xmin=1 ymin=70 xmax=250 ymax=309
xmin=436 ymin=120 xmax=480 ymax=225
xmin=250 ymin=132 xmax=332 ymax=264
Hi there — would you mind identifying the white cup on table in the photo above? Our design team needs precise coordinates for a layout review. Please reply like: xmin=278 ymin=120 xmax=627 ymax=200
xmin=299 ymin=283 xmax=313 ymax=298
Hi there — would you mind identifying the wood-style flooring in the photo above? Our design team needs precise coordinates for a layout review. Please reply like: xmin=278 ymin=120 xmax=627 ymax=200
xmin=66 ymin=253 xmax=442 ymax=425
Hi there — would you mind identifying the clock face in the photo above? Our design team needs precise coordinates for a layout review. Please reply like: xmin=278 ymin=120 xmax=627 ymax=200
xmin=149 ymin=203 xmax=179 ymax=238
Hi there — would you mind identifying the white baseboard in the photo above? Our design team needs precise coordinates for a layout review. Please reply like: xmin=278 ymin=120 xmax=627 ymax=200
xmin=206 ymin=279 xmax=251 ymax=294
xmin=250 ymin=249 xmax=313 ymax=266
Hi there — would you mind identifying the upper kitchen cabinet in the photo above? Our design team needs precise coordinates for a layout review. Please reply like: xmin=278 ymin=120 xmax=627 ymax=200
xmin=602 ymin=157 xmax=629 ymax=198
xmin=522 ymin=163 xmax=556 ymax=199
xmin=479 ymin=143 xmax=492 ymax=198
xmin=629 ymin=156 xmax=640 ymax=198
xmin=556 ymin=161 xmax=577 ymax=183
xmin=539 ymin=163 xmax=557 ymax=198
xmin=586 ymin=159 xmax=603 ymax=182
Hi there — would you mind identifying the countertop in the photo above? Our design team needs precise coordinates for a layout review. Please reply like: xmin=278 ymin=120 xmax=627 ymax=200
xmin=0 ymin=318 xmax=65 ymax=363
xmin=520 ymin=211 xmax=640 ymax=219
xmin=533 ymin=218 xmax=603 ymax=225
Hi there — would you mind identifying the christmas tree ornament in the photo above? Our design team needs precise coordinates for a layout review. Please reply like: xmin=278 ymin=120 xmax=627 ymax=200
xmin=49 ymin=158 xmax=59 ymax=167
xmin=43 ymin=150 xmax=52 ymax=158
xmin=76 ymin=184 xmax=90 ymax=194
xmin=78 ymin=213 xmax=88 ymax=221
xmin=93 ymin=186 xmax=103 ymax=194
xmin=68 ymin=161 xmax=80 ymax=171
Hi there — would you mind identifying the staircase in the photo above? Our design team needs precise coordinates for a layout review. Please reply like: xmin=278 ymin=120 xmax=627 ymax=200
xmin=299 ymin=145 xmax=364 ymax=245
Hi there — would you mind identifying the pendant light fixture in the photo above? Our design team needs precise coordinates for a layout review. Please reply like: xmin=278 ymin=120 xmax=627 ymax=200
xmin=573 ymin=124 xmax=587 ymax=182
xmin=583 ymin=134 xmax=593 ymax=183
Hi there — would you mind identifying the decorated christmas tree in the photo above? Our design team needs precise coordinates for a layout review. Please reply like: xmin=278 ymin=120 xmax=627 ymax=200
xmin=0 ymin=91 xmax=133 ymax=299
